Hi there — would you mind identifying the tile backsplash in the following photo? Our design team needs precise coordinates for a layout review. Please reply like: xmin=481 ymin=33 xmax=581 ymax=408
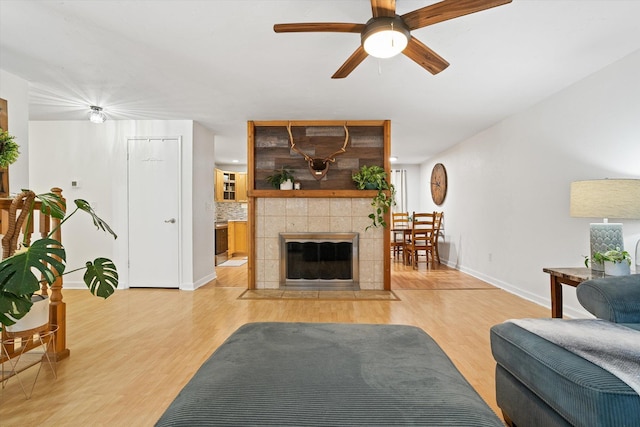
xmin=216 ymin=202 xmax=248 ymax=222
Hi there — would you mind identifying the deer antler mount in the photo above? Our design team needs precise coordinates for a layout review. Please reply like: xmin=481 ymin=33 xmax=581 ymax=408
xmin=287 ymin=122 xmax=350 ymax=181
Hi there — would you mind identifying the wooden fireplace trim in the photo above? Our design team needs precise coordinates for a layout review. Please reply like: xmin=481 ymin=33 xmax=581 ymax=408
xmin=246 ymin=120 xmax=391 ymax=291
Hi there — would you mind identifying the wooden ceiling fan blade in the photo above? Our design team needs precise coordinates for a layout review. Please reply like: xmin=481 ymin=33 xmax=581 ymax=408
xmin=332 ymin=46 xmax=369 ymax=79
xmin=274 ymin=23 xmax=365 ymax=33
xmin=402 ymin=0 xmax=512 ymax=31
xmin=402 ymin=37 xmax=449 ymax=75
xmin=371 ymin=0 xmax=396 ymax=18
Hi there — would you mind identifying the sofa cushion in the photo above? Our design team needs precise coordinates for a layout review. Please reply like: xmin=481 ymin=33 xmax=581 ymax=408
xmin=577 ymin=274 xmax=640 ymax=323
xmin=491 ymin=322 xmax=640 ymax=427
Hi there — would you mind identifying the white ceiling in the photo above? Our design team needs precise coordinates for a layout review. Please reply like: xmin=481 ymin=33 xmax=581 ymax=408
xmin=2 ymin=0 xmax=640 ymax=165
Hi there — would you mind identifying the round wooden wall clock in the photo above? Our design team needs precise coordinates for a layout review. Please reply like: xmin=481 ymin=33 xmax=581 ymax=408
xmin=430 ymin=163 xmax=447 ymax=205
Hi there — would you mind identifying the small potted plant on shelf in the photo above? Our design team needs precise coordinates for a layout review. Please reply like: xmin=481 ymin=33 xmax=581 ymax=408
xmin=266 ymin=166 xmax=295 ymax=190
xmin=584 ymin=247 xmax=632 ymax=276
xmin=0 ymin=190 xmax=118 ymax=330
xmin=352 ymin=165 xmax=396 ymax=229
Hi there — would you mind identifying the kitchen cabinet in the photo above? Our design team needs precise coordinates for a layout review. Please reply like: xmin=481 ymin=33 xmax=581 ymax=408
xmin=215 ymin=169 xmax=247 ymax=202
xmin=236 ymin=173 xmax=248 ymax=202
xmin=228 ymin=220 xmax=247 ymax=256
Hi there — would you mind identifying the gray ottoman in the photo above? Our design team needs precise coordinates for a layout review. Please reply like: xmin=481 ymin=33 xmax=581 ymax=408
xmin=157 ymin=322 xmax=503 ymax=426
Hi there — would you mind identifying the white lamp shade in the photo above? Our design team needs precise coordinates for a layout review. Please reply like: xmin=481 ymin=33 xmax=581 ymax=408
xmin=570 ymin=179 xmax=640 ymax=219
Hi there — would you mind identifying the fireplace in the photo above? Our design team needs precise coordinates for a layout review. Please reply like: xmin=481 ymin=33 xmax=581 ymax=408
xmin=279 ymin=232 xmax=359 ymax=290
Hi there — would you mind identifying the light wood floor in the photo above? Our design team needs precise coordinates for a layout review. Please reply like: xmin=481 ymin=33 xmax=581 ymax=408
xmin=0 ymin=257 xmax=549 ymax=426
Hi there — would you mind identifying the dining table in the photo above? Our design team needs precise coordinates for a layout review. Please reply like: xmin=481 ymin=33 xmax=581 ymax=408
xmin=391 ymin=222 xmax=443 ymax=266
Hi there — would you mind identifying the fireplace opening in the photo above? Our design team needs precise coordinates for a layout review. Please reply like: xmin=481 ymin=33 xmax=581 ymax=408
xmin=280 ymin=233 xmax=359 ymax=290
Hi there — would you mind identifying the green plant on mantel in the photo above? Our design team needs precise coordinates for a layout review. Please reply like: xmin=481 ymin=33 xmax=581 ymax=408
xmin=266 ymin=166 xmax=295 ymax=188
xmin=0 ymin=190 xmax=118 ymax=328
xmin=584 ymin=247 xmax=632 ymax=268
xmin=352 ymin=165 xmax=396 ymax=229
xmin=0 ymin=127 xmax=20 ymax=168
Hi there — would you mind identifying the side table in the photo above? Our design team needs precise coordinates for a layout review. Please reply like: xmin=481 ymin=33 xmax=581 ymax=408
xmin=542 ymin=267 xmax=606 ymax=318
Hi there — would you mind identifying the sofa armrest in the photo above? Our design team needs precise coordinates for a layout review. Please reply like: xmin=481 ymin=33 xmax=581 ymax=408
xmin=577 ymin=274 xmax=640 ymax=322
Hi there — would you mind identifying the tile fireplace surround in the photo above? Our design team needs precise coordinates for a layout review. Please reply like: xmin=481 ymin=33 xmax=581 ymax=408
xmin=254 ymin=197 xmax=384 ymax=290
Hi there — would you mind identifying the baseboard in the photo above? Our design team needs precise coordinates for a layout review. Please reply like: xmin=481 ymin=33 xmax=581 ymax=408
xmin=62 ymin=272 xmax=218 ymax=292
xmin=440 ymin=260 xmax=590 ymax=319
xmin=182 ymin=272 xmax=217 ymax=291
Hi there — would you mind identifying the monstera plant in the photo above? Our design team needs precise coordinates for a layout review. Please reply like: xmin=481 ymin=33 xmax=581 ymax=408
xmin=0 ymin=190 xmax=118 ymax=327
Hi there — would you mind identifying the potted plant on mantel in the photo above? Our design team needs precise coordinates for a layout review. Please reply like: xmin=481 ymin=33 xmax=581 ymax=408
xmin=352 ymin=165 xmax=396 ymax=230
xmin=266 ymin=166 xmax=295 ymax=190
xmin=0 ymin=190 xmax=118 ymax=330
xmin=584 ymin=247 xmax=632 ymax=276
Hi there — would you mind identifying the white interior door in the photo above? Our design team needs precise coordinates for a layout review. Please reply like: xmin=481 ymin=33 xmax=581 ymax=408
xmin=128 ymin=137 xmax=181 ymax=288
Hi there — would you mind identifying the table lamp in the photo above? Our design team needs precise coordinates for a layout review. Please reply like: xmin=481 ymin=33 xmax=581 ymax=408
xmin=570 ymin=179 xmax=640 ymax=271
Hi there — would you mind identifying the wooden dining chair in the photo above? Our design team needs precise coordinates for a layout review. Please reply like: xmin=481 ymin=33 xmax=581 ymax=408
xmin=391 ymin=212 xmax=409 ymax=260
xmin=407 ymin=212 xmax=436 ymax=269
xmin=433 ymin=211 xmax=444 ymax=264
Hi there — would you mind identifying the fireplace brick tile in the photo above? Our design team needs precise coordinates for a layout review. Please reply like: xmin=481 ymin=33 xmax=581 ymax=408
xmin=330 ymin=216 xmax=352 ymax=232
xmin=264 ymin=198 xmax=286 ymax=216
xmin=264 ymin=216 xmax=286 ymax=238
xmin=285 ymin=198 xmax=308 ymax=215
xmin=285 ymin=216 xmax=308 ymax=232
xmin=308 ymin=216 xmax=331 ymax=232
xmin=329 ymin=198 xmax=352 ymax=216
xmin=264 ymin=238 xmax=279 ymax=260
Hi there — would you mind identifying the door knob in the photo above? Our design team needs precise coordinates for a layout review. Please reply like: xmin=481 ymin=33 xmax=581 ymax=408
xmin=164 ymin=218 xmax=176 ymax=224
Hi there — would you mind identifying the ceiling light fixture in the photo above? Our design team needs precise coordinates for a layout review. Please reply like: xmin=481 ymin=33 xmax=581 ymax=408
xmin=361 ymin=17 xmax=410 ymax=59
xmin=89 ymin=106 xmax=107 ymax=123
xmin=389 ymin=156 xmax=398 ymax=162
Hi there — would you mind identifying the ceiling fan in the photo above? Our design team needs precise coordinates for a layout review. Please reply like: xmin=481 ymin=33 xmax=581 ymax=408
xmin=274 ymin=0 xmax=512 ymax=79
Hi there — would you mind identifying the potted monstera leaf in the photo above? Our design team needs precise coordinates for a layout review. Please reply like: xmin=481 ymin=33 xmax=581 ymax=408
xmin=0 ymin=190 xmax=118 ymax=329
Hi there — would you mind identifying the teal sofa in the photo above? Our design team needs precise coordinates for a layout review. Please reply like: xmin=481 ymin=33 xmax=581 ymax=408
xmin=490 ymin=274 xmax=640 ymax=427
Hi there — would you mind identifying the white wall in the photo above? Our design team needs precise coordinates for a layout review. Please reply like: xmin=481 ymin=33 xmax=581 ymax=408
xmin=0 ymin=69 xmax=30 ymax=192
xmin=191 ymin=121 xmax=216 ymax=288
xmin=420 ymin=49 xmax=640 ymax=318
xmin=28 ymin=120 xmax=216 ymax=291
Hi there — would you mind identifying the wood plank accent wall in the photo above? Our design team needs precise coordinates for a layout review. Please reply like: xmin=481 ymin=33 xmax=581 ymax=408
xmin=246 ymin=120 xmax=392 ymax=291
xmin=252 ymin=120 xmax=386 ymax=191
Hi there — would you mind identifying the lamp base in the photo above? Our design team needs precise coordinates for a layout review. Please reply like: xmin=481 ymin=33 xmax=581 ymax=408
xmin=589 ymin=223 xmax=623 ymax=271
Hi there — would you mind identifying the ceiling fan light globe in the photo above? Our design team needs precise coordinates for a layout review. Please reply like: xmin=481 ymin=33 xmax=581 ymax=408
xmin=363 ymin=30 xmax=408 ymax=58
xmin=361 ymin=16 xmax=410 ymax=59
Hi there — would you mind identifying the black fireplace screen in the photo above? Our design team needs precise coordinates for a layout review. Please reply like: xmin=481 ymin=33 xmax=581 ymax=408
xmin=286 ymin=242 xmax=352 ymax=280
xmin=279 ymin=232 xmax=359 ymax=288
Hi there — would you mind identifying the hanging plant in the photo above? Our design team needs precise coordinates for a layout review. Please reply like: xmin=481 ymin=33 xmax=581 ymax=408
xmin=0 ymin=128 xmax=20 ymax=168
xmin=352 ymin=165 xmax=396 ymax=229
